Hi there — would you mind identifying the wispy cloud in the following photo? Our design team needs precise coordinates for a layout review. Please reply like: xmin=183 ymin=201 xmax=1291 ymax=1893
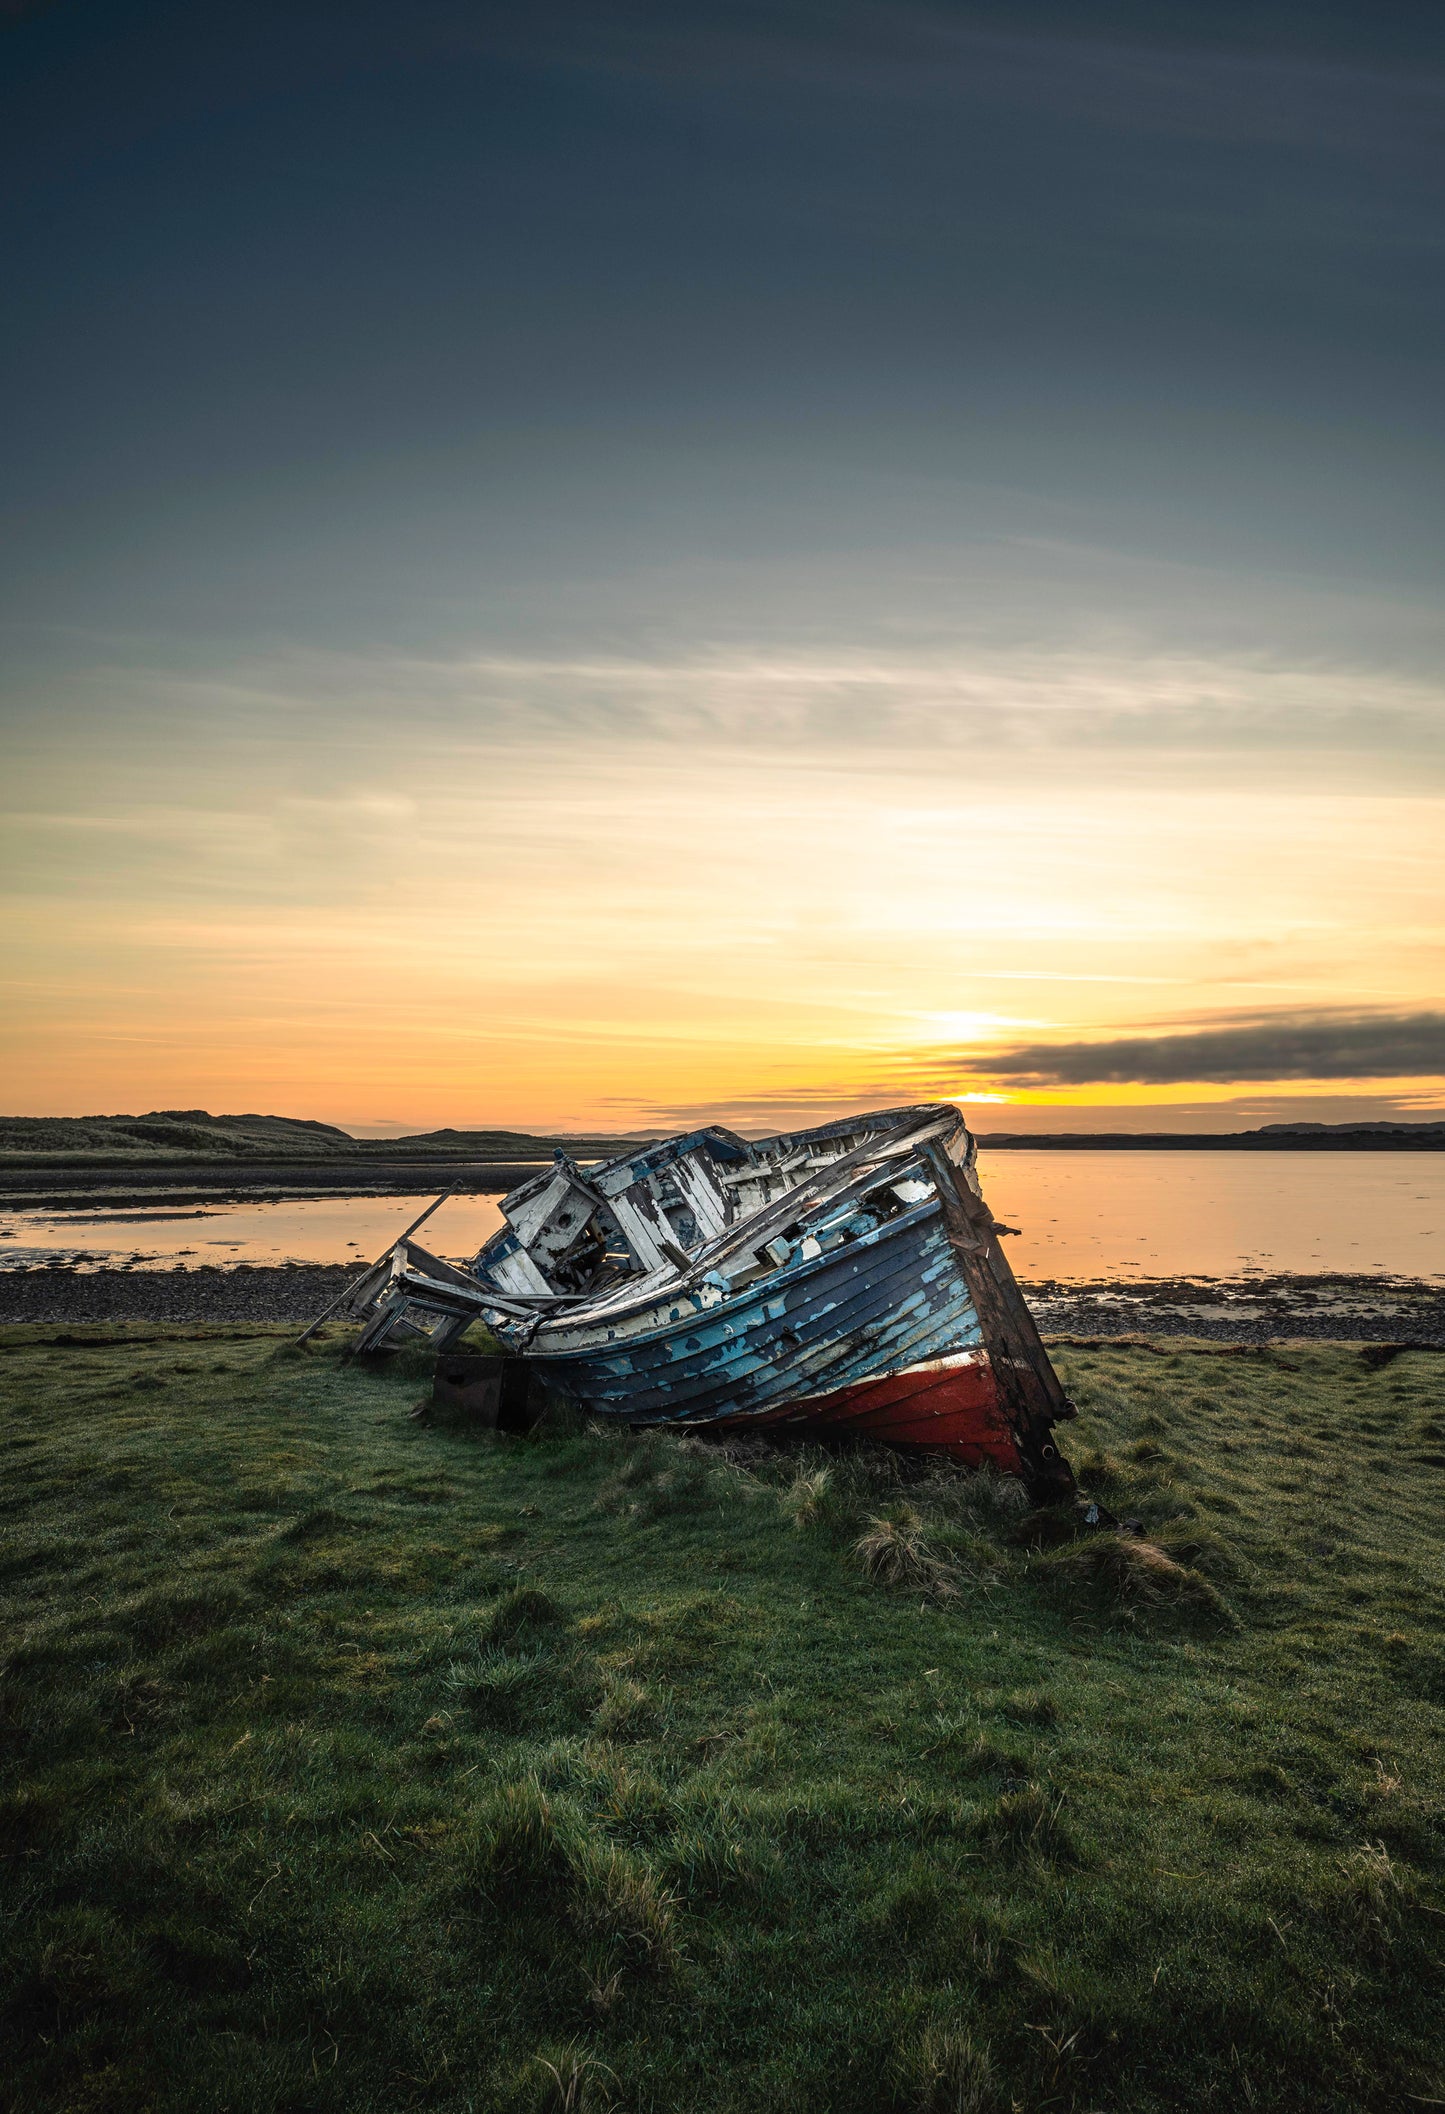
xmin=23 ymin=637 xmax=1443 ymax=768
xmin=488 ymin=4 xmax=1445 ymax=155
xmin=982 ymin=1009 xmax=1445 ymax=1086
xmin=448 ymin=646 xmax=1445 ymax=755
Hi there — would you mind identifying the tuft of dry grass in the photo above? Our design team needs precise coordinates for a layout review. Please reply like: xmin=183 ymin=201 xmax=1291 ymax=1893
xmin=1337 ymin=1841 xmax=1407 ymax=1961
xmin=1035 ymin=1530 xmax=1233 ymax=1620
xmin=914 ymin=1462 xmax=1031 ymax=1530
xmin=594 ymin=1674 xmax=659 ymax=1741
xmin=976 ymin=1781 xmax=1075 ymax=1864
xmin=444 ymin=1644 xmax=547 ymax=1727
xmin=901 ymin=2024 xmax=996 ymax=2114
xmin=527 ymin=2040 xmax=619 ymax=2113
xmin=997 ymin=1688 xmax=1059 ymax=1729
xmin=470 ymin=1778 xmax=583 ymax=1903
xmin=567 ymin=1841 xmax=679 ymax=1972
xmin=854 ymin=1506 xmax=962 ymax=1599
xmin=782 ymin=1466 xmax=836 ymax=1529
xmin=487 ymin=1585 xmax=568 ymax=1644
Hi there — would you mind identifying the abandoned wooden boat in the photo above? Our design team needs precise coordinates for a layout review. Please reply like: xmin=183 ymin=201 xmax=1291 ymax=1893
xmin=335 ymin=1102 xmax=1076 ymax=1497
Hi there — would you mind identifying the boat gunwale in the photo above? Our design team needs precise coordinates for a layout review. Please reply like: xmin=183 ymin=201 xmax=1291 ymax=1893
xmin=474 ymin=1106 xmax=967 ymax=1342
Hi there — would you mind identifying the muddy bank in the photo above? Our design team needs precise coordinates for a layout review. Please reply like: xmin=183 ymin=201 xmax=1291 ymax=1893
xmin=2 ymin=1261 xmax=1443 ymax=1343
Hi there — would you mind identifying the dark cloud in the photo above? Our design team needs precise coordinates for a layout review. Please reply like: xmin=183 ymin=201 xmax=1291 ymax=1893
xmin=985 ymin=1011 xmax=1445 ymax=1085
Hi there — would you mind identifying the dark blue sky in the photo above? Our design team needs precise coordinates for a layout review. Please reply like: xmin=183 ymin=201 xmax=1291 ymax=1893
xmin=4 ymin=1 xmax=1443 ymax=657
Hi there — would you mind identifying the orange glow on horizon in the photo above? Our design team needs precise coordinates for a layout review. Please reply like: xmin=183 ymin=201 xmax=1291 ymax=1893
xmin=5 ymin=672 xmax=1444 ymax=1130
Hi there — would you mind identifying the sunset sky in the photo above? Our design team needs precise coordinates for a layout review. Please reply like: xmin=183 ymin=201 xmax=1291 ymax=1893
xmin=3 ymin=2 xmax=1443 ymax=1134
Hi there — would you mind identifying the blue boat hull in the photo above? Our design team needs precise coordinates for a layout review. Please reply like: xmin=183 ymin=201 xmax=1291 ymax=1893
xmin=530 ymin=1200 xmax=984 ymax=1426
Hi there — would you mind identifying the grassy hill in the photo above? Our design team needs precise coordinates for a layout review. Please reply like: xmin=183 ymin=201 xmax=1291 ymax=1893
xmin=0 ymin=1112 xmax=652 ymax=1167
xmin=1 ymin=1327 xmax=1442 ymax=2111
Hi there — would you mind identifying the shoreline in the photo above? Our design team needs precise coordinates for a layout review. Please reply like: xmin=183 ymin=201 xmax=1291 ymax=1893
xmin=3 ymin=1261 xmax=1442 ymax=1344
xmin=4 ymin=1131 xmax=1445 ymax=1211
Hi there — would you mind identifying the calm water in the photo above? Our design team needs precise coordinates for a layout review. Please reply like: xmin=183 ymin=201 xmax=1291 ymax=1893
xmin=978 ymin=1151 xmax=1444 ymax=1281
xmin=1 ymin=1153 xmax=1441 ymax=1281
xmin=0 ymin=1192 xmax=510 ymax=1273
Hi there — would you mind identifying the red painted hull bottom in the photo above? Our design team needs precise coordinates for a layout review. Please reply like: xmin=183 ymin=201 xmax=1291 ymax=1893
xmin=706 ymin=1351 xmax=1023 ymax=1472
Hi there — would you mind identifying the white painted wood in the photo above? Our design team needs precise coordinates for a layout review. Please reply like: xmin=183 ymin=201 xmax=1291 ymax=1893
xmin=671 ymin=1154 xmax=727 ymax=1238
xmin=490 ymin=1246 xmax=553 ymax=1295
xmin=607 ymin=1191 xmax=669 ymax=1273
xmin=506 ymin=1168 xmax=575 ymax=1245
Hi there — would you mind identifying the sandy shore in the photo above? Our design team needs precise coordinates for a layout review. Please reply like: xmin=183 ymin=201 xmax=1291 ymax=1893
xmin=2 ymin=1262 xmax=1443 ymax=1344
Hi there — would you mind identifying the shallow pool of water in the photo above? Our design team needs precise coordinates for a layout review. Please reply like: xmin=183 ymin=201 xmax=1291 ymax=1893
xmin=0 ymin=1192 xmax=508 ymax=1272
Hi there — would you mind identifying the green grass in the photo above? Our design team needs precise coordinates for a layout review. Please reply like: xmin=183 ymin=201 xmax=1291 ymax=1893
xmin=1 ymin=1326 xmax=1443 ymax=2113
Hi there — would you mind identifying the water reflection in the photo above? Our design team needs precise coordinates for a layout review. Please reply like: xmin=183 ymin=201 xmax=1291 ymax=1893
xmin=0 ymin=1192 xmax=507 ymax=1271
xmin=979 ymin=1151 xmax=1444 ymax=1281
xmin=0 ymin=1153 xmax=1440 ymax=1281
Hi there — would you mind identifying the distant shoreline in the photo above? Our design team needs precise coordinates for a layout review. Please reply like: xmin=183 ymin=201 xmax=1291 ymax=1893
xmin=977 ymin=1129 xmax=1445 ymax=1150
xmin=3 ymin=1107 xmax=1444 ymax=1205
xmin=0 ymin=1159 xmax=552 ymax=1208
xmin=3 ymin=1130 xmax=1444 ymax=1214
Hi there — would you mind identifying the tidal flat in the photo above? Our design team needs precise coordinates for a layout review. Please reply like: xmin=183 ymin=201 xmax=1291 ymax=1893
xmin=1 ymin=1327 xmax=1443 ymax=2112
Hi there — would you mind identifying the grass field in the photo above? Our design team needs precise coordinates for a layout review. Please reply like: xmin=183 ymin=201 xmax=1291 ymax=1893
xmin=2 ymin=1325 xmax=1443 ymax=2113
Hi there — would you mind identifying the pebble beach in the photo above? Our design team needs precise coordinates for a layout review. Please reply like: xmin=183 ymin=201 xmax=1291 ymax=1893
xmin=4 ymin=1259 xmax=1443 ymax=1347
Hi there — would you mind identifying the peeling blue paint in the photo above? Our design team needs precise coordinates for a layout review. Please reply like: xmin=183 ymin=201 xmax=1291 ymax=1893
xmin=524 ymin=1203 xmax=981 ymax=1428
